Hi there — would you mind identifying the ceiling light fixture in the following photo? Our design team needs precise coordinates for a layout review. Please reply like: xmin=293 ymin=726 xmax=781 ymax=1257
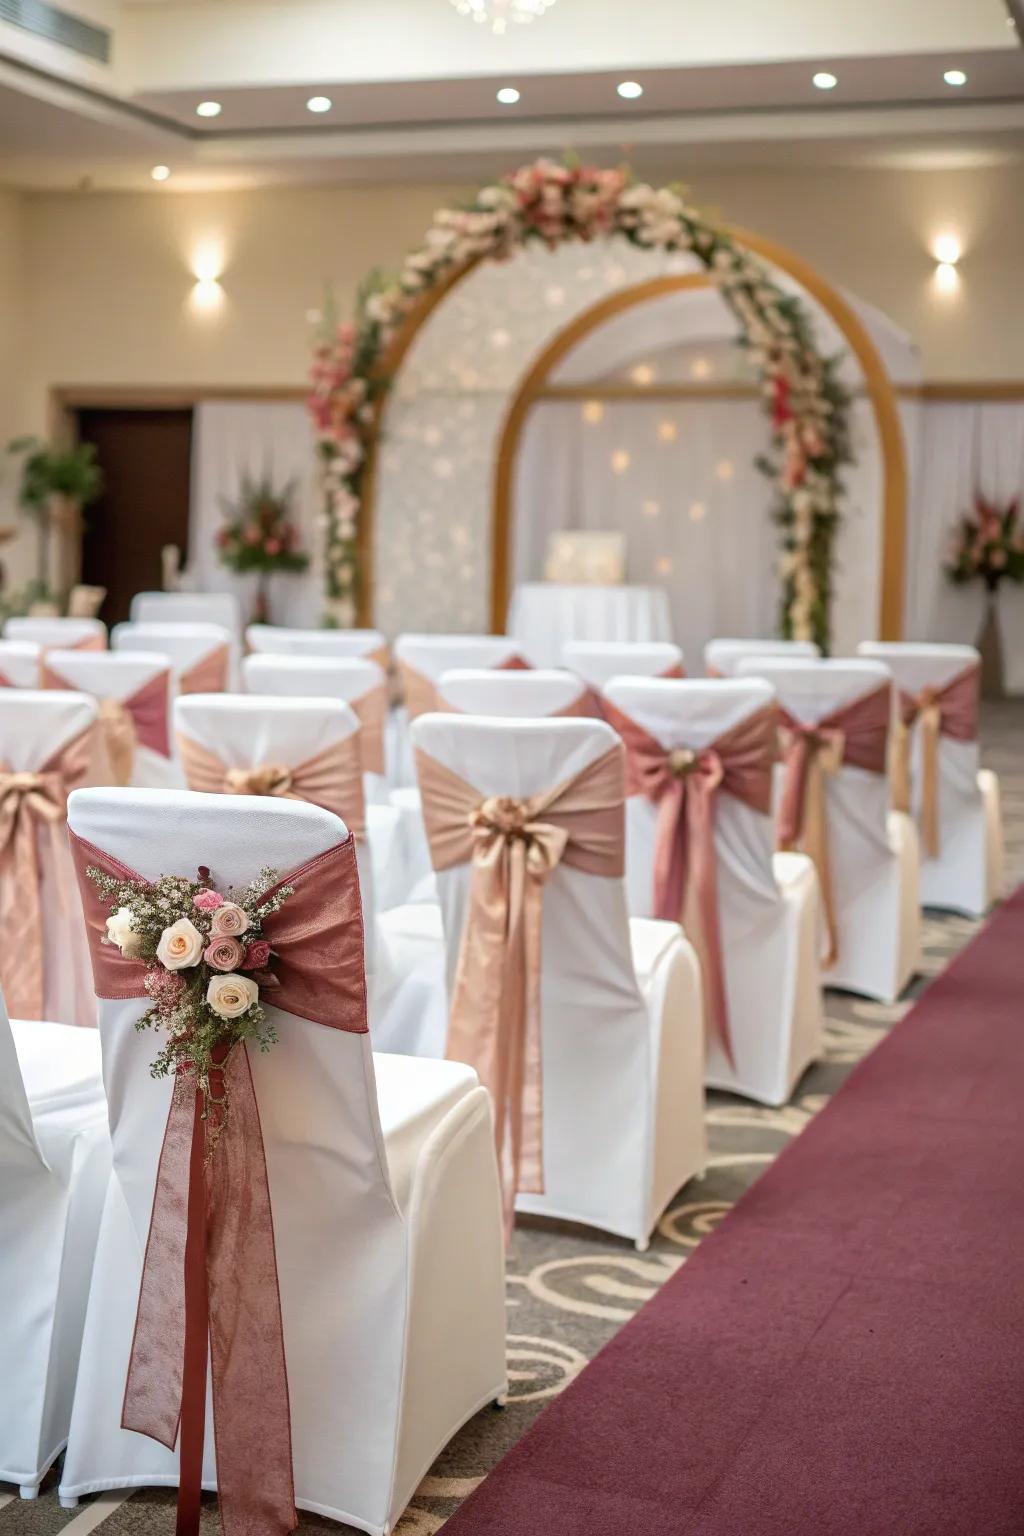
xmin=306 ymin=95 xmax=332 ymax=113
xmin=196 ymin=100 xmax=222 ymax=118
xmin=812 ymin=71 xmax=838 ymax=90
xmin=617 ymin=80 xmax=644 ymax=99
xmin=150 ymin=165 xmax=170 ymax=182
xmin=450 ymin=0 xmax=556 ymax=34
xmin=496 ymin=87 xmax=521 ymax=104
xmin=943 ymin=69 xmax=967 ymax=87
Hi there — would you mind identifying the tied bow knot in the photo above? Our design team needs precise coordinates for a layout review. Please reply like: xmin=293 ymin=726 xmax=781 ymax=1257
xmin=470 ymin=795 xmax=570 ymax=876
xmin=0 ymin=767 xmax=66 ymax=839
xmin=224 ymin=763 xmax=295 ymax=798
xmin=0 ymin=759 xmax=76 ymax=1020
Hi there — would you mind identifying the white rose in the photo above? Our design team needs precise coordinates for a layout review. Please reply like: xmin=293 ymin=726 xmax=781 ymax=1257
xmin=156 ymin=917 xmax=204 ymax=971
xmin=207 ymin=973 xmax=259 ymax=1019
xmin=106 ymin=906 xmax=145 ymax=959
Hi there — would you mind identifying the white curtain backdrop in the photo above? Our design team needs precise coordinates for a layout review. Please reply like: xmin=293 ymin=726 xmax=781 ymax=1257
xmin=187 ymin=401 xmax=321 ymax=627
xmin=905 ymin=399 xmax=1024 ymax=693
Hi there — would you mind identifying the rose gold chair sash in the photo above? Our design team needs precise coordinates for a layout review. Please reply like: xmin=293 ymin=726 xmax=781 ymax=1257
xmin=416 ymin=742 xmax=625 ymax=1231
xmin=366 ymin=643 xmax=391 ymax=672
xmin=0 ymin=670 xmax=14 ymax=688
xmin=495 ymin=653 xmax=532 ymax=671
xmin=601 ymin=699 xmax=777 ymax=1065
xmin=0 ymin=725 xmax=95 ymax=1018
xmin=179 ymin=643 xmax=230 ymax=695
xmin=71 ymin=832 xmax=367 ymax=1536
xmin=777 ymin=683 xmax=890 ymax=966
xmin=177 ymin=732 xmax=366 ymax=840
xmin=43 ymin=663 xmax=171 ymax=786
xmin=400 ymin=653 xmax=533 ymax=719
xmin=892 ymin=663 xmax=979 ymax=859
xmin=347 ymin=682 xmax=388 ymax=774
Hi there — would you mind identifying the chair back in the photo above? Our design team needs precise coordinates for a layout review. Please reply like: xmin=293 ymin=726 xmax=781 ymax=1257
xmin=395 ymin=634 xmax=528 ymax=682
xmin=0 ymin=986 xmax=41 ymax=1171
xmin=563 ymin=640 xmax=683 ymax=690
xmin=247 ymin=626 xmax=387 ymax=664
xmin=113 ymin=622 xmax=232 ymax=693
xmin=857 ymin=641 xmax=979 ymax=706
xmin=131 ymin=591 xmax=242 ymax=641
xmin=41 ymin=650 xmax=175 ymax=787
xmin=704 ymin=637 xmax=819 ymax=677
xmin=0 ymin=640 xmax=41 ymax=688
xmin=244 ymin=652 xmax=382 ymax=705
xmin=437 ymin=668 xmax=589 ymax=717
xmin=5 ymin=617 xmax=107 ymax=651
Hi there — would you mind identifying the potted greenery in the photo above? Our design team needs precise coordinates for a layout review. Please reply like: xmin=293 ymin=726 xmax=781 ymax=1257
xmin=6 ymin=436 xmax=104 ymax=609
xmin=217 ymin=470 xmax=309 ymax=624
xmin=944 ymin=492 xmax=1024 ymax=698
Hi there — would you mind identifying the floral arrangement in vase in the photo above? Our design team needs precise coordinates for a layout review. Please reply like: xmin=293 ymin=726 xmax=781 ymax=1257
xmin=88 ymin=861 xmax=293 ymax=1108
xmin=217 ymin=470 xmax=309 ymax=623
xmin=944 ymin=492 xmax=1024 ymax=698
xmin=6 ymin=435 xmax=104 ymax=608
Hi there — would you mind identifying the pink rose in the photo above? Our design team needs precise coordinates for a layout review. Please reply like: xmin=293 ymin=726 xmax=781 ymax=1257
xmin=242 ymin=939 xmax=271 ymax=971
xmin=211 ymin=901 xmax=250 ymax=938
xmin=265 ymin=537 xmax=281 ymax=555
xmin=194 ymin=889 xmax=225 ymax=911
xmin=204 ymin=937 xmax=246 ymax=972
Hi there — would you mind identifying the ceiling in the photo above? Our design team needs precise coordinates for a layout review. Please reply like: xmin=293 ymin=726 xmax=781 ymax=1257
xmin=0 ymin=0 xmax=1021 ymax=191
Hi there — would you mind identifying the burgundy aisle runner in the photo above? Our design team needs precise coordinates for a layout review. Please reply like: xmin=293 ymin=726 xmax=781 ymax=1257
xmin=446 ymin=889 xmax=1024 ymax=1536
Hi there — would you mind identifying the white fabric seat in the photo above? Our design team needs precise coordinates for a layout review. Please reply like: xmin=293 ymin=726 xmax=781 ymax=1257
xmin=60 ymin=789 xmax=506 ymax=1536
xmin=5 ymin=617 xmax=107 ymax=651
xmin=112 ymin=621 xmax=232 ymax=694
xmin=42 ymin=649 xmax=181 ymax=788
xmin=737 ymin=657 xmax=921 ymax=1002
xmin=0 ymin=994 xmax=110 ymax=1498
xmin=438 ymin=667 xmax=589 ymax=717
xmin=858 ymin=641 xmax=1002 ymax=916
xmin=704 ymin=637 xmax=819 ymax=677
xmin=604 ymin=676 xmax=824 ymax=1106
xmin=0 ymin=639 xmax=42 ymax=687
xmin=563 ymin=640 xmax=684 ymax=689
xmin=381 ymin=714 xmax=706 ymax=1247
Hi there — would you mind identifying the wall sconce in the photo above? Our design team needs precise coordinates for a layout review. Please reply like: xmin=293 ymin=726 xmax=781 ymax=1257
xmin=931 ymin=233 xmax=961 ymax=293
xmin=190 ymin=241 xmax=226 ymax=311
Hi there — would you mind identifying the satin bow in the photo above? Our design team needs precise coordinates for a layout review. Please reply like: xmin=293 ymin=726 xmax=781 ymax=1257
xmin=891 ymin=665 xmax=978 ymax=860
xmin=0 ymin=767 xmax=68 ymax=1019
xmin=777 ymin=721 xmax=845 ymax=966
xmin=224 ymin=762 xmax=294 ymax=797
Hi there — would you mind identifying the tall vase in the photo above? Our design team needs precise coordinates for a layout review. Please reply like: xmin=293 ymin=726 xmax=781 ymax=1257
xmin=252 ymin=571 xmax=271 ymax=626
xmin=976 ymin=586 xmax=1004 ymax=701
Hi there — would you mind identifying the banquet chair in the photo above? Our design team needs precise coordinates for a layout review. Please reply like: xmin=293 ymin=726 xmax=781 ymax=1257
xmin=602 ymin=676 xmax=823 ymax=1105
xmin=130 ymin=590 xmax=242 ymax=641
xmin=5 ymin=616 xmax=107 ymax=652
xmin=244 ymin=651 xmax=390 ymax=787
xmin=246 ymin=624 xmax=389 ymax=669
xmin=704 ymin=637 xmax=819 ymax=677
xmin=0 ymin=690 xmax=101 ymax=1028
xmin=112 ymin=621 xmax=232 ymax=695
xmin=563 ymin=639 xmax=685 ymax=692
xmin=857 ymin=641 xmax=1001 ymax=916
xmin=0 ymin=987 xmax=111 ymax=1500
xmin=395 ymin=633 xmax=534 ymax=719
xmin=60 ymin=788 xmax=506 ymax=1536
xmin=42 ymin=650 xmax=179 ymax=788
xmin=0 ymin=639 xmax=41 ymax=687
xmin=380 ymin=714 xmax=707 ymax=1247
xmin=437 ymin=666 xmax=593 ymax=717
xmin=737 ymin=657 xmax=921 ymax=1002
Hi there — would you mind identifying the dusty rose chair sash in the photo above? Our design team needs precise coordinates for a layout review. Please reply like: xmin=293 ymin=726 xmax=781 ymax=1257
xmin=416 ymin=742 xmax=625 ymax=1230
xmin=776 ymin=683 xmax=890 ymax=965
xmin=71 ymin=831 xmax=368 ymax=1536
xmin=0 ymin=670 xmax=14 ymax=689
xmin=601 ymin=698 xmax=777 ymax=1065
xmin=179 ymin=643 xmax=230 ymax=695
xmin=0 ymin=725 xmax=96 ymax=1018
xmin=177 ymin=732 xmax=366 ymax=841
xmin=400 ymin=652 xmax=533 ymax=720
xmin=347 ymin=682 xmax=388 ymax=775
xmin=43 ymin=662 xmax=171 ymax=786
xmin=892 ymin=663 xmax=979 ymax=859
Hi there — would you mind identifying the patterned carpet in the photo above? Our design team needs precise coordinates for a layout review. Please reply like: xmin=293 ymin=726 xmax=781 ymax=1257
xmin=2 ymin=702 xmax=1021 ymax=1536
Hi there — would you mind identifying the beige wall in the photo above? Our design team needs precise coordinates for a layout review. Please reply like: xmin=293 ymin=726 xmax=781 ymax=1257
xmin=2 ymin=159 xmax=1023 ymax=583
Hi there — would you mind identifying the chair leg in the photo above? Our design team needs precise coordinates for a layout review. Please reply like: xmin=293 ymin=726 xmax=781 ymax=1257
xmin=492 ymin=1393 xmax=508 ymax=1409
xmin=59 ymin=1495 xmax=80 ymax=1510
xmin=634 ymin=1234 xmax=651 ymax=1253
xmin=19 ymin=1485 xmax=39 ymax=1501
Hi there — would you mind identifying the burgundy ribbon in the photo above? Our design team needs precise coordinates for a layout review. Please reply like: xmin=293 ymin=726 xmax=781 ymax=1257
xmin=71 ymin=832 xmax=368 ymax=1536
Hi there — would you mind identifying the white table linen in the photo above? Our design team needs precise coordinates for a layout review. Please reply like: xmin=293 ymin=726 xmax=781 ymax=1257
xmin=507 ymin=583 xmax=673 ymax=668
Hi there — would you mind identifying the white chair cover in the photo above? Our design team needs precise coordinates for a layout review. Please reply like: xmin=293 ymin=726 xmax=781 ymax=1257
xmin=246 ymin=625 xmax=387 ymax=661
xmin=437 ymin=668 xmax=590 ymax=717
xmin=383 ymin=713 xmax=706 ymax=1246
xmin=0 ymin=989 xmax=110 ymax=1496
xmin=112 ymin=622 xmax=232 ymax=693
xmin=43 ymin=650 xmax=180 ymax=789
xmin=737 ymin=657 xmax=921 ymax=1001
xmin=131 ymin=591 xmax=243 ymax=641
xmin=61 ymin=789 xmax=506 ymax=1535
xmin=563 ymin=640 xmax=684 ymax=689
xmin=5 ymin=617 xmax=107 ymax=651
xmin=0 ymin=691 xmax=100 ymax=1028
xmin=704 ymin=637 xmax=820 ymax=677
xmin=0 ymin=639 xmax=41 ymax=688
xmin=858 ymin=641 xmax=1002 ymax=916
xmin=603 ymin=676 xmax=823 ymax=1105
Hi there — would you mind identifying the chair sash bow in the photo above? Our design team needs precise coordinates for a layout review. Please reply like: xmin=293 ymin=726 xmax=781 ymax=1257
xmin=71 ymin=832 xmax=368 ymax=1536
xmin=179 ymin=643 xmax=230 ymax=695
xmin=892 ymin=663 xmax=979 ymax=859
xmin=177 ymin=733 xmax=366 ymax=840
xmin=777 ymin=683 xmax=891 ymax=964
xmin=43 ymin=663 xmax=171 ymax=785
xmin=347 ymin=681 xmax=389 ymax=775
xmin=416 ymin=743 xmax=625 ymax=1230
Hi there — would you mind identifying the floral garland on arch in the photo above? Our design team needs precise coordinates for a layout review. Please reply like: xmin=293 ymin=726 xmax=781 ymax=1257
xmin=308 ymin=158 xmax=852 ymax=649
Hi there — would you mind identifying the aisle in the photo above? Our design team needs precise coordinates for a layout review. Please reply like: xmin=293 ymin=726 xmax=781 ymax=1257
xmin=443 ymin=882 xmax=1024 ymax=1535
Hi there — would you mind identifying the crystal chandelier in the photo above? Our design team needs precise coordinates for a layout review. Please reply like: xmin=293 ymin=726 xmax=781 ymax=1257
xmin=450 ymin=0 xmax=557 ymax=35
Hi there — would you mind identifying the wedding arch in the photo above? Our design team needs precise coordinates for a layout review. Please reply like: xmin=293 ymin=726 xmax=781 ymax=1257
xmin=309 ymin=159 xmax=860 ymax=649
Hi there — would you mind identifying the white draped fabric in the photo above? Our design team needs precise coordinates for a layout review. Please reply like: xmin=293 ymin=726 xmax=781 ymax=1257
xmin=187 ymin=401 xmax=321 ymax=628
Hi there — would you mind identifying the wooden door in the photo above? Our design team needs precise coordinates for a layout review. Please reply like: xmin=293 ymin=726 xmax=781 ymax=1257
xmin=76 ymin=408 xmax=193 ymax=625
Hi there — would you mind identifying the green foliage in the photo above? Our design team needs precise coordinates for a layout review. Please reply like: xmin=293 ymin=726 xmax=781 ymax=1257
xmin=7 ymin=436 xmax=103 ymax=514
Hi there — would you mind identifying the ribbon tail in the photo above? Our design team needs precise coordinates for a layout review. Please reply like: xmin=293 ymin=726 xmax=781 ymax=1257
xmin=176 ymin=1088 xmax=209 ymax=1536
xmin=920 ymin=706 xmax=941 ymax=859
xmin=686 ymin=784 xmax=735 ymax=1071
xmin=516 ymin=866 xmax=546 ymax=1206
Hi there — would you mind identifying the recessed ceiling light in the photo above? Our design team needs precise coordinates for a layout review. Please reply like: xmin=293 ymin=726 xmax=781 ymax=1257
xmin=496 ymin=86 xmax=521 ymax=105
xmin=196 ymin=100 xmax=222 ymax=118
xmin=306 ymin=95 xmax=332 ymax=113
xmin=150 ymin=164 xmax=170 ymax=182
xmin=943 ymin=69 xmax=967 ymax=87
xmin=812 ymin=72 xmax=838 ymax=90
xmin=617 ymin=80 xmax=643 ymax=100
